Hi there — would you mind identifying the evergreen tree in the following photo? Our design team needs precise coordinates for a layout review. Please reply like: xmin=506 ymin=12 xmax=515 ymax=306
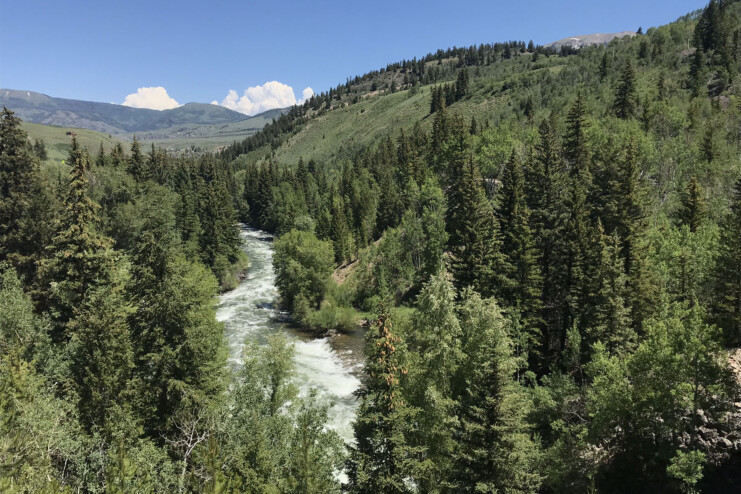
xmin=127 ymin=136 xmax=150 ymax=183
xmin=347 ymin=312 xmax=419 ymax=494
xmin=688 ymin=48 xmax=706 ymax=98
xmin=330 ymin=192 xmax=351 ymax=263
xmin=0 ymin=108 xmax=49 ymax=281
xmin=714 ymin=178 xmax=741 ymax=344
xmin=444 ymin=119 xmax=505 ymax=297
xmin=528 ymin=120 xmax=567 ymax=368
xmin=129 ymin=193 xmax=226 ymax=436
xmin=69 ymin=280 xmax=135 ymax=437
xmin=561 ymin=96 xmax=594 ymax=350
xmin=39 ymin=138 xmax=115 ymax=339
xmin=563 ymin=93 xmax=590 ymax=172
xmin=407 ymin=273 xmax=463 ymax=491
xmin=498 ymin=151 xmax=543 ymax=360
xmin=614 ymin=60 xmax=638 ymax=119
xmin=95 ymin=141 xmax=106 ymax=168
xmin=679 ymin=176 xmax=707 ymax=233
xmin=587 ymin=227 xmax=634 ymax=356
xmin=198 ymin=157 xmax=241 ymax=281
xmin=110 ymin=142 xmax=125 ymax=168
xmin=452 ymin=289 xmax=542 ymax=493
xmin=455 ymin=68 xmax=469 ymax=101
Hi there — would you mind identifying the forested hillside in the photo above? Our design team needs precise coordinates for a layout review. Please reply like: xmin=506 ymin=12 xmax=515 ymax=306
xmin=2 ymin=0 xmax=741 ymax=492
xmin=235 ymin=0 xmax=741 ymax=492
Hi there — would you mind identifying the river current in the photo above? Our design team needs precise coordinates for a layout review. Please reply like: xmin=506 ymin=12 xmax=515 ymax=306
xmin=216 ymin=226 xmax=363 ymax=443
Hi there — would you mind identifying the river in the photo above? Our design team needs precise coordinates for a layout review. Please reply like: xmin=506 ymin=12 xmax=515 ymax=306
xmin=216 ymin=226 xmax=364 ymax=444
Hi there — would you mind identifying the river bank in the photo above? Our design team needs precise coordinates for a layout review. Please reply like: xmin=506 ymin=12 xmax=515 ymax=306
xmin=216 ymin=226 xmax=364 ymax=443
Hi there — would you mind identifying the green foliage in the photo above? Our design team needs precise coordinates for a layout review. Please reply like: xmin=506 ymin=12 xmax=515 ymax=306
xmin=714 ymin=177 xmax=741 ymax=343
xmin=221 ymin=335 xmax=344 ymax=492
xmin=38 ymin=137 xmax=116 ymax=339
xmin=453 ymin=289 xmax=542 ymax=493
xmin=273 ymin=229 xmax=334 ymax=317
xmin=348 ymin=312 xmax=420 ymax=493
xmin=667 ymin=449 xmax=706 ymax=494
xmin=0 ymin=108 xmax=53 ymax=282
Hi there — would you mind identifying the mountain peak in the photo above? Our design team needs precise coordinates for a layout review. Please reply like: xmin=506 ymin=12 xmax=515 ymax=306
xmin=545 ymin=31 xmax=636 ymax=50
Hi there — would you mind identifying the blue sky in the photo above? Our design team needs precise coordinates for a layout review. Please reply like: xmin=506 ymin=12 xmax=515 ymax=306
xmin=1 ymin=0 xmax=706 ymax=115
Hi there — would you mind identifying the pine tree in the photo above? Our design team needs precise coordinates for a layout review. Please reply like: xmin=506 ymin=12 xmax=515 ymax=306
xmin=528 ymin=120 xmax=567 ymax=368
xmin=445 ymin=122 xmax=504 ymax=297
xmin=129 ymin=196 xmax=226 ymax=435
xmin=614 ymin=60 xmax=638 ymax=119
xmin=587 ymin=227 xmax=634 ymax=356
xmin=407 ymin=273 xmax=463 ymax=491
xmin=498 ymin=151 xmax=543 ymax=360
xmin=0 ymin=108 xmax=49 ymax=281
xmin=127 ymin=136 xmax=150 ymax=183
xmin=347 ymin=312 xmax=419 ymax=494
xmin=452 ymin=289 xmax=542 ymax=493
xmin=679 ymin=176 xmax=707 ymax=233
xmin=713 ymin=178 xmax=741 ymax=344
xmin=599 ymin=52 xmax=610 ymax=81
xmin=69 ymin=280 xmax=134 ymax=437
xmin=38 ymin=138 xmax=115 ymax=339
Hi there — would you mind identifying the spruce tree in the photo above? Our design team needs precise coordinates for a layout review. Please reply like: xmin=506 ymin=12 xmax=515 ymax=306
xmin=39 ymin=138 xmax=115 ymax=339
xmin=679 ymin=176 xmax=707 ymax=233
xmin=407 ymin=273 xmax=463 ymax=491
xmin=587 ymin=226 xmax=634 ymax=356
xmin=347 ymin=312 xmax=419 ymax=493
xmin=563 ymin=93 xmax=590 ymax=173
xmin=0 ymin=108 xmax=48 ymax=281
xmin=616 ymin=138 xmax=654 ymax=329
xmin=598 ymin=52 xmax=610 ymax=81
xmin=528 ymin=120 xmax=567 ymax=368
xmin=330 ymin=192 xmax=351 ymax=263
xmin=498 ymin=150 xmax=543 ymax=360
xmin=110 ymin=142 xmax=125 ymax=168
xmin=69 ymin=280 xmax=134 ymax=437
xmin=452 ymin=289 xmax=542 ymax=493
xmin=713 ymin=178 xmax=741 ymax=344
xmin=127 ymin=136 xmax=150 ymax=183
xmin=614 ymin=60 xmax=638 ymax=119
xmin=561 ymin=96 xmax=594 ymax=349
xmin=448 ymin=146 xmax=503 ymax=297
xmin=129 ymin=195 xmax=226 ymax=436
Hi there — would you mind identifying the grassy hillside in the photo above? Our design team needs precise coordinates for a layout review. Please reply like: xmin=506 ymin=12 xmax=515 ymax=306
xmin=232 ymin=46 xmax=578 ymax=168
xmin=128 ymin=108 xmax=287 ymax=152
xmin=21 ymin=121 xmax=122 ymax=162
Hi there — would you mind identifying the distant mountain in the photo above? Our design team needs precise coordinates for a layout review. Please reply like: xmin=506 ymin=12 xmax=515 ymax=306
xmin=544 ymin=31 xmax=636 ymax=51
xmin=0 ymin=89 xmax=252 ymax=135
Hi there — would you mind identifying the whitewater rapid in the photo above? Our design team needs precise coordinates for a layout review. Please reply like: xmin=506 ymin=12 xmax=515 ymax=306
xmin=216 ymin=227 xmax=362 ymax=443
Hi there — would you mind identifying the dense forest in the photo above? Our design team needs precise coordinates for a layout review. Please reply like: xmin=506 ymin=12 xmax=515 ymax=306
xmin=3 ymin=0 xmax=741 ymax=492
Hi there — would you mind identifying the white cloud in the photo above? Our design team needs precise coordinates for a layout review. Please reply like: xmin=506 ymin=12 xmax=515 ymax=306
xmin=121 ymin=86 xmax=180 ymax=110
xmin=299 ymin=87 xmax=314 ymax=105
xmin=213 ymin=81 xmax=314 ymax=116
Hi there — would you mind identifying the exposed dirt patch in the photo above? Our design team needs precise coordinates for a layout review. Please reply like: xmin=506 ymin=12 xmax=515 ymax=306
xmin=332 ymin=258 xmax=359 ymax=285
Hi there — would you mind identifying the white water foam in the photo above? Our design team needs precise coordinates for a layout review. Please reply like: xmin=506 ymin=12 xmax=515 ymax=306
xmin=217 ymin=226 xmax=361 ymax=444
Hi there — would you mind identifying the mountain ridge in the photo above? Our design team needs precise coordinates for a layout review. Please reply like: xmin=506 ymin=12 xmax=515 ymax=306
xmin=0 ymin=89 xmax=260 ymax=134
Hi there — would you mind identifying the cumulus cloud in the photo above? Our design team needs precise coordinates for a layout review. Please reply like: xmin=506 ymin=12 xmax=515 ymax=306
xmin=121 ymin=86 xmax=180 ymax=110
xmin=213 ymin=81 xmax=314 ymax=116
